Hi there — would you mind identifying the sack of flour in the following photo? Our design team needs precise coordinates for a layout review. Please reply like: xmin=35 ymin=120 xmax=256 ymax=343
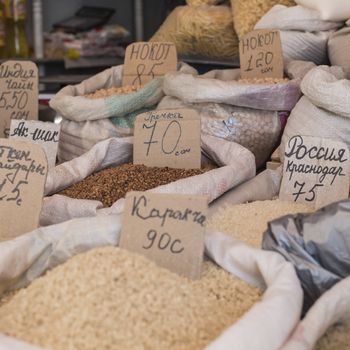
xmin=255 ymin=5 xmax=343 ymax=65
xmin=280 ymin=65 xmax=350 ymax=161
xmin=160 ymin=67 xmax=301 ymax=167
xmin=50 ymin=63 xmax=196 ymax=162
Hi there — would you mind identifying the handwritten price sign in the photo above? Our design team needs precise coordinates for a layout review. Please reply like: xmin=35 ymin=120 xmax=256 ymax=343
xmin=120 ymin=191 xmax=207 ymax=279
xmin=10 ymin=120 xmax=60 ymax=168
xmin=0 ymin=61 xmax=38 ymax=138
xmin=279 ymin=135 xmax=350 ymax=209
xmin=0 ymin=139 xmax=48 ymax=241
xmin=133 ymin=108 xmax=201 ymax=169
xmin=122 ymin=42 xmax=177 ymax=86
xmin=239 ymin=29 xmax=283 ymax=79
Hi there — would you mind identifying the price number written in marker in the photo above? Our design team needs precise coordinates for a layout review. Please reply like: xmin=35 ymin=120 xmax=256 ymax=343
xmin=239 ymin=29 xmax=284 ymax=79
xmin=122 ymin=42 xmax=177 ymax=86
xmin=279 ymin=135 xmax=350 ymax=209
xmin=0 ymin=61 xmax=38 ymax=138
xmin=120 ymin=191 xmax=207 ymax=279
xmin=133 ymin=108 xmax=201 ymax=169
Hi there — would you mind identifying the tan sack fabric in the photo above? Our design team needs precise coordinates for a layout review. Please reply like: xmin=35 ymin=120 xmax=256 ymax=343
xmin=328 ymin=23 xmax=350 ymax=74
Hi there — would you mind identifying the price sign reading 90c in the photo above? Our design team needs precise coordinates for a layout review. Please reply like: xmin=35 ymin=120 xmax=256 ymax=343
xmin=133 ymin=108 xmax=201 ymax=169
xmin=0 ymin=60 xmax=38 ymax=138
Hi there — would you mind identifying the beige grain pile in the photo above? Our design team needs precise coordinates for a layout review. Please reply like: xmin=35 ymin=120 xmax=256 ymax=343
xmin=0 ymin=247 xmax=261 ymax=350
xmin=238 ymin=77 xmax=289 ymax=84
xmin=314 ymin=321 xmax=350 ymax=350
xmin=150 ymin=5 xmax=239 ymax=59
xmin=209 ymin=199 xmax=312 ymax=248
xmin=85 ymin=85 xmax=143 ymax=99
xmin=231 ymin=0 xmax=295 ymax=38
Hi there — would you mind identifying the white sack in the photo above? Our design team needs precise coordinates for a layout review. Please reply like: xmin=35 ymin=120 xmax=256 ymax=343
xmin=328 ymin=26 xmax=350 ymax=73
xmin=295 ymin=0 xmax=350 ymax=22
xmin=163 ymin=68 xmax=301 ymax=111
xmin=280 ymin=66 xmax=350 ymax=161
xmin=281 ymin=276 xmax=350 ymax=350
xmin=205 ymin=231 xmax=303 ymax=350
xmin=41 ymin=135 xmax=256 ymax=226
xmin=255 ymin=5 xmax=343 ymax=65
xmin=158 ymin=95 xmax=281 ymax=168
xmin=0 ymin=222 xmax=302 ymax=350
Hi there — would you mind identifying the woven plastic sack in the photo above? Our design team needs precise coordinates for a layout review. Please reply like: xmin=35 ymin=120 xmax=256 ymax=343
xmin=0 ymin=217 xmax=302 ymax=350
xmin=163 ymin=68 xmax=301 ymax=111
xmin=230 ymin=0 xmax=295 ymax=38
xmin=328 ymin=23 xmax=350 ymax=73
xmin=255 ymin=5 xmax=343 ymax=65
xmin=158 ymin=96 xmax=281 ymax=167
xmin=295 ymin=0 xmax=350 ymax=22
xmin=41 ymin=135 xmax=256 ymax=226
xmin=280 ymin=65 xmax=350 ymax=161
xmin=150 ymin=5 xmax=239 ymax=60
xmin=281 ymin=276 xmax=350 ymax=350
xmin=50 ymin=63 xmax=196 ymax=162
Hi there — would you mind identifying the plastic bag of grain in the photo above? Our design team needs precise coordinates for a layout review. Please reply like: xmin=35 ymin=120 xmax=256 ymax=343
xmin=230 ymin=0 xmax=295 ymax=38
xmin=160 ymin=67 xmax=301 ymax=167
xmin=295 ymin=0 xmax=350 ymax=22
xmin=49 ymin=62 xmax=196 ymax=163
xmin=0 ymin=210 xmax=303 ymax=350
xmin=41 ymin=134 xmax=256 ymax=225
xmin=282 ymin=276 xmax=350 ymax=350
xmin=328 ymin=21 xmax=350 ymax=74
xmin=255 ymin=5 xmax=344 ymax=65
xmin=280 ymin=65 xmax=350 ymax=161
xmin=150 ymin=5 xmax=239 ymax=60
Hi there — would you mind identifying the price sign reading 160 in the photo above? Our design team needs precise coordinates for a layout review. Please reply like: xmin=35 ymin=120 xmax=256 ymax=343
xmin=133 ymin=108 xmax=201 ymax=170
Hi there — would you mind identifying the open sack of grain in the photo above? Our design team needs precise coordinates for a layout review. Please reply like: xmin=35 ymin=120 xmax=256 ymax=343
xmin=159 ymin=66 xmax=301 ymax=167
xmin=280 ymin=65 xmax=350 ymax=161
xmin=328 ymin=20 xmax=350 ymax=74
xmin=0 ymin=209 xmax=303 ymax=350
xmin=150 ymin=5 xmax=239 ymax=60
xmin=255 ymin=5 xmax=344 ymax=65
xmin=41 ymin=134 xmax=255 ymax=226
xmin=49 ymin=62 xmax=196 ymax=163
xmin=230 ymin=0 xmax=295 ymax=38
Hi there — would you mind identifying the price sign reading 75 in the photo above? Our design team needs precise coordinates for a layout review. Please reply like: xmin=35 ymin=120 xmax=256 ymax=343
xmin=133 ymin=108 xmax=201 ymax=170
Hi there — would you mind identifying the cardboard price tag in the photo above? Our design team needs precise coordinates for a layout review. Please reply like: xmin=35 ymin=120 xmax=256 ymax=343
xmin=0 ymin=60 xmax=39 ymax=138
xmin=0 ymin=139 xmax=48 ymax=241
xmin=120 ymin=191 xmax=207 ymax=279
xmin=133 ymin=108 xmax=201 ymax=169
xmin=122 ymin=42 xmax=177 ymax=86
xmin=10 ymin=120 xmax=60 ymax=168
xmin=279 ymin=135 xmax=350 ymax=209
xmin=239 ymin=29 xmax=283 ymax=79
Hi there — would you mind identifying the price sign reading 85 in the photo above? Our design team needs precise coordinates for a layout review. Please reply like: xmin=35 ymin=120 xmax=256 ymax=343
xmin=133 ymin=108 xmax=201 ymax=169
xmin=239 ymin=29 xmax=284 ymax=79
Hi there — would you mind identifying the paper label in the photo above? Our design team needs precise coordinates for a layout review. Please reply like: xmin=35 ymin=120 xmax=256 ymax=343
xmin=0 ymin=139 xmax=48 ymax=241
xmin=279 ymin=135 xmax=350 ymax=209
xmin=0 ymin=60 xmax=39 ymax=138
xmin=120 ymin=191 xmax=207 ymax=279
xmin=133 ymin=108 xmax=201 ymax=169
xmin=10 ymin=120 xmax=60 ymax=168
xmin=239 ymin=29 xmax=284 ymax=79
xmin=122 ymin=42 xmax=177 ymax=86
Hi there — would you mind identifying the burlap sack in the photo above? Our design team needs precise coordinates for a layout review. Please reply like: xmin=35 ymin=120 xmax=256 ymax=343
xmin=280 ymin=65 xmax=350 ymax=161
xmin=41 ymin=135 xmax=256 ymax=226
xmin=255 ymin=5 xmax=343 ymax=65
